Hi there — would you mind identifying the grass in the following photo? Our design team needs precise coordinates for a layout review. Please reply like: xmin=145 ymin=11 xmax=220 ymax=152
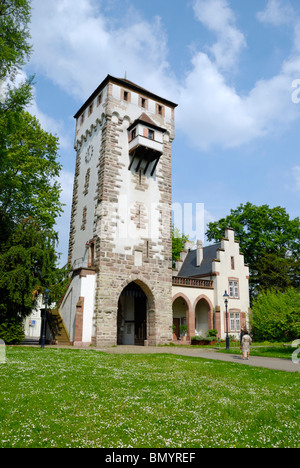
xmin=0 ymin=347 xmax=299 ymax=448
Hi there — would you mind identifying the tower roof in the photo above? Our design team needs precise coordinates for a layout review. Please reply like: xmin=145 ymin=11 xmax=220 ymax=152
xmin=74 ymin=74 xmax=178 ymax=119
xmin=127 ymin=112 xmax=167 ymax=133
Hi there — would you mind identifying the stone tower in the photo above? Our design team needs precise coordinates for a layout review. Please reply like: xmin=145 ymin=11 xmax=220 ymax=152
xmin=62 ymin=75 xmax=177 ymax=347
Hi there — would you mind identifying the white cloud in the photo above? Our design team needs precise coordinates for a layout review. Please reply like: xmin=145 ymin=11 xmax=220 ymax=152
xmin=30 ymin=0 xmax=177 ymax=103
xmin=193 ymin=0 xmax=246 ymax=71
xmin=257 ymin=0 xmax=294 ymax=26
xmin=177 ymin=0 xmax=300 ymax=150
xmin=29 ymin=0 xmax=300 ymax=152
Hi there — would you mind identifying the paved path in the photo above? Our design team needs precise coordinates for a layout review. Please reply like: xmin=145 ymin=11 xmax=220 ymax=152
xmin=21 ymin=341 xmax=300 ymax=373
xmin=95 ymin=345 xmax=300 ymax=373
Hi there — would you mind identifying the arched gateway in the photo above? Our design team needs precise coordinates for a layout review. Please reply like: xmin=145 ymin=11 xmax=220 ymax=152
xmin=117 ymin=282 xmax=148 ymax=345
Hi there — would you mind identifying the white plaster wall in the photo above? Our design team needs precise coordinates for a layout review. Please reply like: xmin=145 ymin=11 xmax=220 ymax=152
xmin=213 ymin=229 xmax=250 ymax=337
xmin=60 ymin=275 xmax=81 ymax=342
xmin=108 ymin=83 xmax=173 ymax=259
xmin=80 ymin=274 xmax=96 ymax=343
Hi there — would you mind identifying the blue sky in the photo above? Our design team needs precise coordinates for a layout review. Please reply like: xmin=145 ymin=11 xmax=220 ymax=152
xmin=24 ymin=0 xmax=300 ymax=265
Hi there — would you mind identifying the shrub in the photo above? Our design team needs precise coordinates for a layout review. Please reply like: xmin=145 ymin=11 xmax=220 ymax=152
xmin=0 ymin=318 xmax=25 ymax=345
xmin=250 ymin=288 xmax=300 ymax=342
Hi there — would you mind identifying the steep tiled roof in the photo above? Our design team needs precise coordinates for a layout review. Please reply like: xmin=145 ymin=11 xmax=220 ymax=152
xmin=74 ymin=74 xmax=177 ymax=119
xmin=178 ymin=243 xmax=221 ymax=278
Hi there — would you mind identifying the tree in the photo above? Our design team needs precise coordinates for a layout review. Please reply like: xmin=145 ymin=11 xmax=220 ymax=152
xmin=172 ymin=226 xmax=190 ymax=265
xmin=250 ymin=288 xmax=300 ymax=342
xmin=0 ymin=0 xmax=67 ymax=342
xmin=0 ymin=0 xmax=33 ymax=113
xmin=0 ymin=218 xmax=68 ymax=318
xmin=206 ymin=203 xmax=300 ymax=297
xmin=0 ymin=111 xmax=63 ymax=241
xmin=0 ymin=0 xmax=32 ymax=80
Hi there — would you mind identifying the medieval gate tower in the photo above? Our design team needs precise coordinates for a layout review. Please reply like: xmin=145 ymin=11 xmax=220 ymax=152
xmin=62 ymin=75 xmax=178 ymax=347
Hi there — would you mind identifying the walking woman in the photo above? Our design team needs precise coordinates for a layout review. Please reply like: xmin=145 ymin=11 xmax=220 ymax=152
xmin=241 ymin=330 xmax=252 ymax=360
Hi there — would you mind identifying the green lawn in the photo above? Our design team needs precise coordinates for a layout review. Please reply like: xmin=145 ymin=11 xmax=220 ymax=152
xmin=0 ymin=347 xmax=299 ymax=448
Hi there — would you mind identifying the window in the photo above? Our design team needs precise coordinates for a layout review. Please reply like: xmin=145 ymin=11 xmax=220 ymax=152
xmin=139 ymin=96 xmax=148 ymax=109
xmin=231 ymin=256 xmax=235 ymax=269
xmin=156 ymin=103 xmax=165 ymax=116
xmin=229 ymin=280 xmax=239 ymax=298
xmin=83 ymin=168 xmax=91 ymax=196
xmin=230 ymin=312 xmax=240 ymax=332
xmin=129 ymin=128 xmax=136 ymax=141
xmin=148 ymin=129 xmax=154 ymax=140
xmin=88 ymin=102 xmax=93 ymax=116
xmin=97 ymin=92 xmax=103 ymax=106
xmin=80 ymin=112 xmax=85 ymax=125
xmin=81 ymin=206 xmax=87 ymax=231
xmin=121 ymin=89 xmax=131 ymax=102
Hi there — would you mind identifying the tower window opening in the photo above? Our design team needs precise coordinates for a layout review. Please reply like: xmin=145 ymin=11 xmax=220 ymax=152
xmin=97 ymin=92 xmax=103 ymax=106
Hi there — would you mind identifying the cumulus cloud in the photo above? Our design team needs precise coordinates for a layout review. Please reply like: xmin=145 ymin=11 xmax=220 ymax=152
xmin=193 ymin=0 xmax=246 ymax=71
xmin=257 ymin=0 xmax=294 ymax=26
xmin=177 ymin=0 xmax=300 ymax=149
xmin=29 ymin=0 xmax=300 ymax=151
xmin=30 ymin=0 xmax=177 ymax=103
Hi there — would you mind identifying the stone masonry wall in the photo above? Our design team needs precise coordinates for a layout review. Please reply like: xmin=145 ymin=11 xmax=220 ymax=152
xmin=92 ymin=92 xmax=174 ymax=346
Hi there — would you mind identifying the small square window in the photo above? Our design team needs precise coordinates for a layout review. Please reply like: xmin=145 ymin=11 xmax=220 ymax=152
xmin=156 ymin=104 xmax=165 ymax=116
xmin=97 ymin=93 xmax=103 ymax=106
xmin=121 ymin=89 xmax=131 ymax=103
xmin=140 ymin=97 xmax=148 ymax=109
xmin=148 ymin=129 xmax=154 ymax=140
xmin=129 ymin=128 xmax=136 ymax=141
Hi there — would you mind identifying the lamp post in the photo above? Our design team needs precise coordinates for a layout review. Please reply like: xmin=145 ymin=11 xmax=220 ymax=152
xmin=223 ymin=290 xmax=230 ymax=351
xmin=41 ymin=288 xmax=49 ymax=349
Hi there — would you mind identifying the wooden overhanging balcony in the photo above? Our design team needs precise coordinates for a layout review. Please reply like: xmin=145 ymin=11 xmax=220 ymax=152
xmin=128 ymin=113 xmax=166 ymax=176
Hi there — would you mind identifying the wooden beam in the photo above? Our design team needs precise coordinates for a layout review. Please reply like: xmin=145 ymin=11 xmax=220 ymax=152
xmin=128 ymin=151 xmax=136 ymax=170
xmin=151 ymin=157 xmax=160 ymax=176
